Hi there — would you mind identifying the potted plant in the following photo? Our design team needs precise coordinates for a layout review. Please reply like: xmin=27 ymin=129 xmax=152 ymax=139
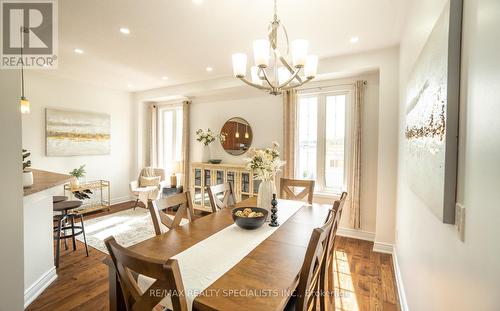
xmin=22 ymin=149 xmax=33 ymax=187
xmin=69 ymin=165 xmax=86 ymax=188
xmin=245 ymin=142 xmax=285 ymax=215
xmin=195 ymin=128 xmax=226 ymax=162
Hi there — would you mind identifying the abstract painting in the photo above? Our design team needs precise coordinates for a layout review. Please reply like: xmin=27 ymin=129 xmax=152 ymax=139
xmin=404 ymin=0 xmax=462 ymax=224
xmin=46 ymin=108 xmax=110 ymax=156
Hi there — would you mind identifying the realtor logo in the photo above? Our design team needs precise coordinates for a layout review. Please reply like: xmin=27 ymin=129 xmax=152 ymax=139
xmin=1 ymin=0 xmax=58 ymax=69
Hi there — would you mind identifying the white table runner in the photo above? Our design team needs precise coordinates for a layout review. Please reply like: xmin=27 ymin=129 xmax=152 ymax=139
xmin=138 ymin=199 xmax=305 ymax=310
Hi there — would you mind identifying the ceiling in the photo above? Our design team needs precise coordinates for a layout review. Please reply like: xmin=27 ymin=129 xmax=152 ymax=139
xmin=47 ymin=0 xmax=409 ymax=92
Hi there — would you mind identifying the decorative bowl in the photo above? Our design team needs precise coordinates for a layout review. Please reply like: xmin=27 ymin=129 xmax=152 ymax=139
xmin=232 ymin=207 xmax=268 ymax=230
xmin=209 ymin=159 xmax=222 ymax=164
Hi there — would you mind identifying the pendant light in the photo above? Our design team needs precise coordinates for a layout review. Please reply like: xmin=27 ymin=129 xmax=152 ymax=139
xmin=244 ymin=124 xmax=249 ymax=139
xmin=235 ymin=122 xmax=240 ymax=138
xmin=231 ymin=0 xmax=318 ymax=95
xmin=20 ymin=26 xmax=30 ymax=114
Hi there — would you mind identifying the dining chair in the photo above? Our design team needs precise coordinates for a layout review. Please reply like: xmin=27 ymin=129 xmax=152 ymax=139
xmin=148 ymin=191 xmax=194 ymax=235
xmin=288 ymin=206 xmax=335 ymax=311
xmin=279 ymin=178 xmax=315 ymax=204
xmin=207 ymin=182 xmax=236 ymax=213
xmin=104 ymin=236 xmax=188 ymax=311
xmin=320 ymin=191 xmax=348 ymax=310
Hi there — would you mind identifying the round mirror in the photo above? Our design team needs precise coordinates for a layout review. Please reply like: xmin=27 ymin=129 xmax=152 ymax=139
xmin=220 ymin=117 xmax=253 ymax=156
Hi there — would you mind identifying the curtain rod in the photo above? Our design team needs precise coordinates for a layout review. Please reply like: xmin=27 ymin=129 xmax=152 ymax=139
xmin=298 ymin=80 xmax=367 ymax=93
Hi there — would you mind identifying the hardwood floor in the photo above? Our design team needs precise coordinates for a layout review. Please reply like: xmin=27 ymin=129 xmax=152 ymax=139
xmin=27 ymin=201 xmax=400 ymax=311
xmin=332 ymin=238 xmax=400 ymax=311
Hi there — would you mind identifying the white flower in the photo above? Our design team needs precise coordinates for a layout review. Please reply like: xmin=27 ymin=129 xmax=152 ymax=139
xmin=195 ymin=128 xmax=225 ymax=146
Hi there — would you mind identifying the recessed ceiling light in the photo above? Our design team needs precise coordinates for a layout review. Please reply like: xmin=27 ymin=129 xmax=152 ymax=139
xmin=192 ymin=0 xmax=203 ymax=4
xmin=73 ymin=48 xmax=84 ymax=54
xmin=349 ymin=37 xmax=359 ymax=44
xmin=206 ymin=67 xmax=213 ymax=72
xmin=120 ymin=27 xmax=130 ymax=35
xmin=127 ymin=84 xmax=133 ymax=88
xmin=161 ymin=76 xmax=169 ymax=80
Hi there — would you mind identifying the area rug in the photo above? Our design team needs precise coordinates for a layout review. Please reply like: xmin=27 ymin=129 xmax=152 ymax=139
xmin=76 ymin=208 xmax=187 ymax=254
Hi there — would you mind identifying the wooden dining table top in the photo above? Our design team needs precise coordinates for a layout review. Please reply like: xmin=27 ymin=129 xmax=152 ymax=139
xmin=126 ymin=197 xmax=332 ymax=311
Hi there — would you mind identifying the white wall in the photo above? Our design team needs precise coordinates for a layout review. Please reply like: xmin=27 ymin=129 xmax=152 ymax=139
xmin=0 ymin=71 xmax=25 ymax=310
xmin=190 ymin=88 xmax=282 ymax=163
xmin=396 ymin=0 xmax=500 ymax=310
xmin=21 ymin=72 xmax=134 ymax=203
xmin=133 ymin=47 xmax=400 ymax=239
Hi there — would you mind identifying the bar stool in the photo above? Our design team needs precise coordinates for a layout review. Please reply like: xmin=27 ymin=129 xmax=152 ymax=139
xmin=53 ymin=196 xmax=69 ymax=250
xmin=53 ymin=196 xmax=68 ymax=204
xmin=53 ymin=200 xmax=89 ymax=267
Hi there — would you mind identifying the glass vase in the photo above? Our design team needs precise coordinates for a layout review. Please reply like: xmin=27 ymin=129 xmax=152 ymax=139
xmin=202 ymin=144 xmax=211 ymax=163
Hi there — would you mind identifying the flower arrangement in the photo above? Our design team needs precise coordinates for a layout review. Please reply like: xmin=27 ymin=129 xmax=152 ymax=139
xmin=245 ymin=142 xmax=285 ymax=181
xmin=195 ymin=128 xmax=226 ymax=146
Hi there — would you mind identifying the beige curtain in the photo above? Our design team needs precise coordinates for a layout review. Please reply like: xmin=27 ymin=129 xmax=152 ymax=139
xmin=349 ymin=81 xmax=365 ymax=229
xmin=282 ymin=89 xmax=297 ymax=179
xmin=181 ymin=100 xmax=191 ymax=190
xmin=149 ymin=103 xmax=158 ymax=167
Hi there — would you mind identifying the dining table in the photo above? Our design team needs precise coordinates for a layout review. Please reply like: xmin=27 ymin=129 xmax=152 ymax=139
xmin=106 ymin=197 xmax=332 ymax=311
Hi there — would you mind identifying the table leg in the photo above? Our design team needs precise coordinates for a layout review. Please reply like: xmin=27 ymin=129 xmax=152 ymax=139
xmin=108 ymin=262 xmax=126 ymax=311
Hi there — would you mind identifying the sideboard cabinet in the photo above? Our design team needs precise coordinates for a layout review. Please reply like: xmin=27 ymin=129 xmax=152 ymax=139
xmin=190 ymin=162 xmax=261 ymax=212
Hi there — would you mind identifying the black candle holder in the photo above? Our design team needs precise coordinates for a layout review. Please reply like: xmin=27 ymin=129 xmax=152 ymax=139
xmin=269 ymin=193 xmax=279 ymax=227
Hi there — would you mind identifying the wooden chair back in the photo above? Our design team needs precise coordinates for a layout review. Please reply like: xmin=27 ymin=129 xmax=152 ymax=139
xmin=207 ymin=183 xmax=236 ymax=212
xmin=148 ymin=191 xmax=194 ymax=235
xmin=279 ymin=178 xmax=315 ymax=204
xmin=320 ymin=191 xmax=348 ymax=310
xmin=295 ymin=208 xmax=335 ymax=311
xmin=326 ymin=192 xmax=347 ymax=261
xmin=104 ymin=236 xmax=188 ymax=311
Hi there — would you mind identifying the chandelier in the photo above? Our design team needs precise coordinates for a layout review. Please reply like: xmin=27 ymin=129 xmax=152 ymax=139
xmin=231 ymin=0 xmax=318 ymax=95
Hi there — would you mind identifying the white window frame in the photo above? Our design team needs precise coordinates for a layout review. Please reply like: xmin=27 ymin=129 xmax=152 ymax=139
xmin=157 ymin=102 xmax=183 ymax=172
xmin=295 ymin=85 xmax=354 ymax=196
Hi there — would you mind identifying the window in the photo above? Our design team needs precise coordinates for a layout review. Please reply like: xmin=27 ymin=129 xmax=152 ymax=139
xmin=157 ymin=105 xmax=183 ymax=172
xmin=295 ymin=89 xmax=351 ymax=195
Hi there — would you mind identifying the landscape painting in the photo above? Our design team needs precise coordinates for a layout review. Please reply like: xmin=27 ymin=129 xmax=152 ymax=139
xmin=404 ymin=0 xmax=461 ymax=224
xmin=46 ymin=109 xmax=111 ymax=156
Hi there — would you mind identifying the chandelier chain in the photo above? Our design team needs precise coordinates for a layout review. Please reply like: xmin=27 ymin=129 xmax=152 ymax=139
xmin=273 ymin=0 xmax=277 ymax=19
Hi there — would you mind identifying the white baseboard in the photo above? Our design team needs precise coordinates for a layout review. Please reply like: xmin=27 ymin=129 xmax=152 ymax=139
xmin=373 ymin=241 xmax=394 ymax=254
xmin=337 ymin=227 xmax=376 ymax=241
xmin=110 ymin=195 xmax=135 ymax=205
xmin=24 ymin=266 xmax=57 ymax=308
xmin=392 ymin=247 xmax=409 ymax=311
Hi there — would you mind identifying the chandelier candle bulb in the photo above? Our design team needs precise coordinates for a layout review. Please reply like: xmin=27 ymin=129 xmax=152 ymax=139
xmin=232 ymin=53 xmax=248 ymax=77
xmin=253 ymin=39 xmax=271 ymax=67
xmin=291 ymin=39 xmax=309 ymax=67
xmin=304 ymin=55 xmax=319 ymax=78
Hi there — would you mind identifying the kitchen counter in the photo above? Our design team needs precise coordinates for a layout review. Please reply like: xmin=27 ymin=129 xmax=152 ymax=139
xmin=23 ymin=169 xmax=72 ymax=307
xmin=23 ymin=169 xmax=72 ymax=196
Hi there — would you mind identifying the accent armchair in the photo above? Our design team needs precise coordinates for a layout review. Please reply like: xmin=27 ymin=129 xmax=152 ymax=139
xmin=130 ymin=167 xmax=167 ymax=208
